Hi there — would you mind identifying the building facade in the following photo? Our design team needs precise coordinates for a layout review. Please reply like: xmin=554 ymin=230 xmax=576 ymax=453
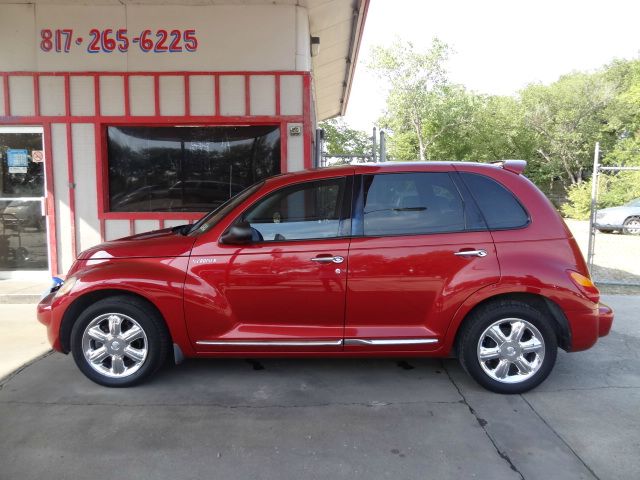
xmin=0 ymin=0 xmax=368 ymax=277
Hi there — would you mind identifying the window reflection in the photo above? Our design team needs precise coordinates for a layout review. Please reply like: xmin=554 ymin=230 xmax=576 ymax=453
xmin=244 ymin=178 xmax=348 ymax=241
xmin=107 ymin=126 xmax=281 ymax=212
xmin=363 ymin=173 xmax=466 ymax=235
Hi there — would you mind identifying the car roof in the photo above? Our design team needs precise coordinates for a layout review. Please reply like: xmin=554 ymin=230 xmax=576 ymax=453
xmin=260 ymin=161 xmax=523 ymax=191
xmin=333 ymin=161 xmax=512 ymax=175
xmin=314 ymin=160 xmax=512 ymax=174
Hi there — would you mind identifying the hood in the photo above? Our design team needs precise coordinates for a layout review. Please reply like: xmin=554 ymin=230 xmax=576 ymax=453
xmin=77 ymin=227 xmax=196 ymax=260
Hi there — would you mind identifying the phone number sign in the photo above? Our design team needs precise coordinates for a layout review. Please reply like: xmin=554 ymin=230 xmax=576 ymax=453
xmin=40 ymin=28 xmax=198 ymax=54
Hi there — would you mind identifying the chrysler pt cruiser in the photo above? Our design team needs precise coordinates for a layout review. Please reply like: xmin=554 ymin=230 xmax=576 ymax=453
xmin=37 ymin=161 xmax=613 ymax=394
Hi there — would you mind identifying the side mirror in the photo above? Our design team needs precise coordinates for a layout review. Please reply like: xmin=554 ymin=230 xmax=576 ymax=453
xmin=220 ymin=221 xmax=254 ymax=245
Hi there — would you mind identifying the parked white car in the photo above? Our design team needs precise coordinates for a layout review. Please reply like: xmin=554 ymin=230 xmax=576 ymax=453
xmin=596 ymin=198 xmax=640 ymax=235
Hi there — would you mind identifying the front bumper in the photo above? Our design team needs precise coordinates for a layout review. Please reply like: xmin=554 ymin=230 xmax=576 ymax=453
xmin=37 ymin=291 xmax=65 ymax=352
xmin=595 ymin=220 xmax=624 ymax=230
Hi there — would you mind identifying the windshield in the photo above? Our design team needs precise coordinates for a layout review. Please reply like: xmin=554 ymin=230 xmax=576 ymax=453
xmin=188 ymin=181 xmax=264 ymax=235
xmin=626 ymin=198 xmax=640 ymax=207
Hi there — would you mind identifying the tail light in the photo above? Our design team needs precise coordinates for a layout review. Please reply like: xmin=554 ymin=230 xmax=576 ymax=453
xmin=568 ymin=270 xmax=600 ymax=303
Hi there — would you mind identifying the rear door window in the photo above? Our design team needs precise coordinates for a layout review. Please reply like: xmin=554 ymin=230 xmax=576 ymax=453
xmin=360 ymin=172 xmax=466 ymax=236
xmin=460 ymin=172 xmax=529 ymax=229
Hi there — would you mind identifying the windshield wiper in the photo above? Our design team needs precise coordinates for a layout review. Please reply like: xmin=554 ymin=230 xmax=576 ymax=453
xmin=364 ymin=207 xmax=427 ymax=214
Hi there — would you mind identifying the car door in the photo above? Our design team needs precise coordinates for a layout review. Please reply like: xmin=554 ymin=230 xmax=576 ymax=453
xmin=185 ymin=174 xmax=353 ymax=352
xmin=344 ymin=168 xmax=500 ymax=352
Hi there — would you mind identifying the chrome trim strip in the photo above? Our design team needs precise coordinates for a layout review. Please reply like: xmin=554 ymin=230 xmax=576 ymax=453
xmin=195 ymin=338 xmax=439 ymax=347
xmin=344 ymin=338 xmax=439 ymax=346
xmin=196 ymin=339 xmax=343 ymax=347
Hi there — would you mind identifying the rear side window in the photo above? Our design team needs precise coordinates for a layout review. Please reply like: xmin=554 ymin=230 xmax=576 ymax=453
xmin=361 ymin=172 xmax=465 ymax=236
xmin=460 ymin=173 xmax=529 ymax=229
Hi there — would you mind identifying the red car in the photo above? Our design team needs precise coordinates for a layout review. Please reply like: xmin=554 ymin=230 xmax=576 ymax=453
xmin=37 ymin=161 xmax=613 ymax=393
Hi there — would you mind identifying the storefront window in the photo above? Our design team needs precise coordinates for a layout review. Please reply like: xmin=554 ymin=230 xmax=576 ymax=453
xmin=107 ymin=126 xmax=281 ymax=212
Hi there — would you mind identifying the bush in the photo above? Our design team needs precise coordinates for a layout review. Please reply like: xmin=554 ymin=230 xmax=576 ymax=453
xmin=561 ymin=182 xmax=592 ymax=219
xmin=562 ymin=137 xmax=640 ymax=219
xmin=561 ymin=171 xmax=640 ymax=220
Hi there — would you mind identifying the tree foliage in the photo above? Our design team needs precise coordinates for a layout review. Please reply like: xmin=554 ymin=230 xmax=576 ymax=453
xmin=362 ymin=39 xmax=640 ymax=215
xmin=370 ymin=39 xmax=476 ymax=161
xmin=520 ymin=72 xmax=617 ymax=185
xmin=561 ymin=138 xmax=640 ymax=219
xmin=318 ymin=118 xmax=370 ymax=157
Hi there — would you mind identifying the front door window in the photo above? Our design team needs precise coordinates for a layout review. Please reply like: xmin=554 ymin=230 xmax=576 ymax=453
xmin=0 ymin=128 xmax=48 ymax=271
xmin=242 ymin=177 xmax=350 ymax=241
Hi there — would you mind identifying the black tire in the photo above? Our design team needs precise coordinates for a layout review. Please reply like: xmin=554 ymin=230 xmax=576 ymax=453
xmin=622 ymin=216 xmax=640 ymax=235
xmin=457 ymin=300 xmax=558 ymax=394
xmin=70 ymin=295 xmax=170 ymax=387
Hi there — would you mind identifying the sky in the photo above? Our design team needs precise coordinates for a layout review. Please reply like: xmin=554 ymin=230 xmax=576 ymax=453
xmin=343 ymin=0 xmax=640 ymax=132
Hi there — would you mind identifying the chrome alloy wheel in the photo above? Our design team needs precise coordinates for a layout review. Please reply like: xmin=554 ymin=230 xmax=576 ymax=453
xmin=477 ymin=318 xmax=545 ymax=384
xmin=81 ymin=313 xmax=148 ymax=378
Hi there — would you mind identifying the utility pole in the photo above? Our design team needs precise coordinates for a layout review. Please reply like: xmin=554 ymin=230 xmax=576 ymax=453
xmin=379 ymin=130 xmax=386 ymax=162
xmin=586 ymin=142 xmax=600 ymax=273
xmin=372 ymin=126 xmax=377 ymax=162
xmin=315 ymin=128 xmax=324 ymax=168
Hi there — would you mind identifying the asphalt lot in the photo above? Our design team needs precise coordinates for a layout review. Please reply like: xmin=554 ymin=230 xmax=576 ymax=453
xmin=1 ymin=294 xmax=638 ymax=480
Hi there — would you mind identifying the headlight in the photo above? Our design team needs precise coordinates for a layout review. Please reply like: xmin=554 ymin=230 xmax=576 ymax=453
xmin=54 ymin=276 xmax=78 ymax=298
xmin=41 ymin=277 xmax=64 ymax=300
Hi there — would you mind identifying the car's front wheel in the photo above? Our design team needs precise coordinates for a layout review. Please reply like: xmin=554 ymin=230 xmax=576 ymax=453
xmin=70 ymin=295 xmax=170 ymax=387
xmin=623 ymin=216 xmax=640 ymax=235
xmin=458 ymin=300 xmax=558 ymax=394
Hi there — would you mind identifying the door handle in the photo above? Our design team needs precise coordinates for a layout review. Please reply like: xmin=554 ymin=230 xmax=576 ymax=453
xmin=454 ymin=249 xmax=487 ymax=257
xmin=311 ymin=255 xmax=344 ymax=264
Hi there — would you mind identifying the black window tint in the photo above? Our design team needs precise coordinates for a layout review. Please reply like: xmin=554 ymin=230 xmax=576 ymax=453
xmin=362 ymin=173 xmax=465 ymax=236
xmin=460 ymin=173 xmax=529 ymax=229
xmin=107 ymin=126 xmax=280 ymax=212
xmin=243 ymin=178 xmax=349 ymax=241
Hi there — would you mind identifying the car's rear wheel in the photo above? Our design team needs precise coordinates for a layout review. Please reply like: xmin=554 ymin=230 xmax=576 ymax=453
xmin=623 ymin=216 xmax=640 ymax=235
xmin=458 ymin=300 xmax=557 ymax=394
xmin=70 ymin=295 xmax=170 ymax=387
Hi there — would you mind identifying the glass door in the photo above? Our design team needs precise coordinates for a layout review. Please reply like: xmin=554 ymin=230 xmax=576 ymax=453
xmin=0 ymin=127 xmax=48 ymax=271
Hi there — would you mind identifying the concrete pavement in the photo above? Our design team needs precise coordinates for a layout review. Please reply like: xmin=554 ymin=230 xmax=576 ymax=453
xmin=0 ymin=295 xmax=638 ymax=480
xmin=0 ymin=304 xmax=50 ymax=378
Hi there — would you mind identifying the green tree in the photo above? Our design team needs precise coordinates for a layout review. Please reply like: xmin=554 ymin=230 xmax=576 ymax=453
xmin=602 ymin=59 xmax=640 ymax=136
xmin=519 ymin=72 xmax=617 ymax=185
xmin=319 ymin=118 xmax=370 ymax=157
xmin=367 ymin=38 xmax=640 ymax=215
xmin=562 ymin=137 xmax=640 ymax=219
xmin=371 ymin=38 xmax=476 ymax=161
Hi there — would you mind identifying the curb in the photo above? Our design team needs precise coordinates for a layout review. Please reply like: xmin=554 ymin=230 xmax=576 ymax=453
xmin=0 ymin=350 xmax=54 ymax=389
xmin=0 ymin=294 xmax=41 ymax=304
